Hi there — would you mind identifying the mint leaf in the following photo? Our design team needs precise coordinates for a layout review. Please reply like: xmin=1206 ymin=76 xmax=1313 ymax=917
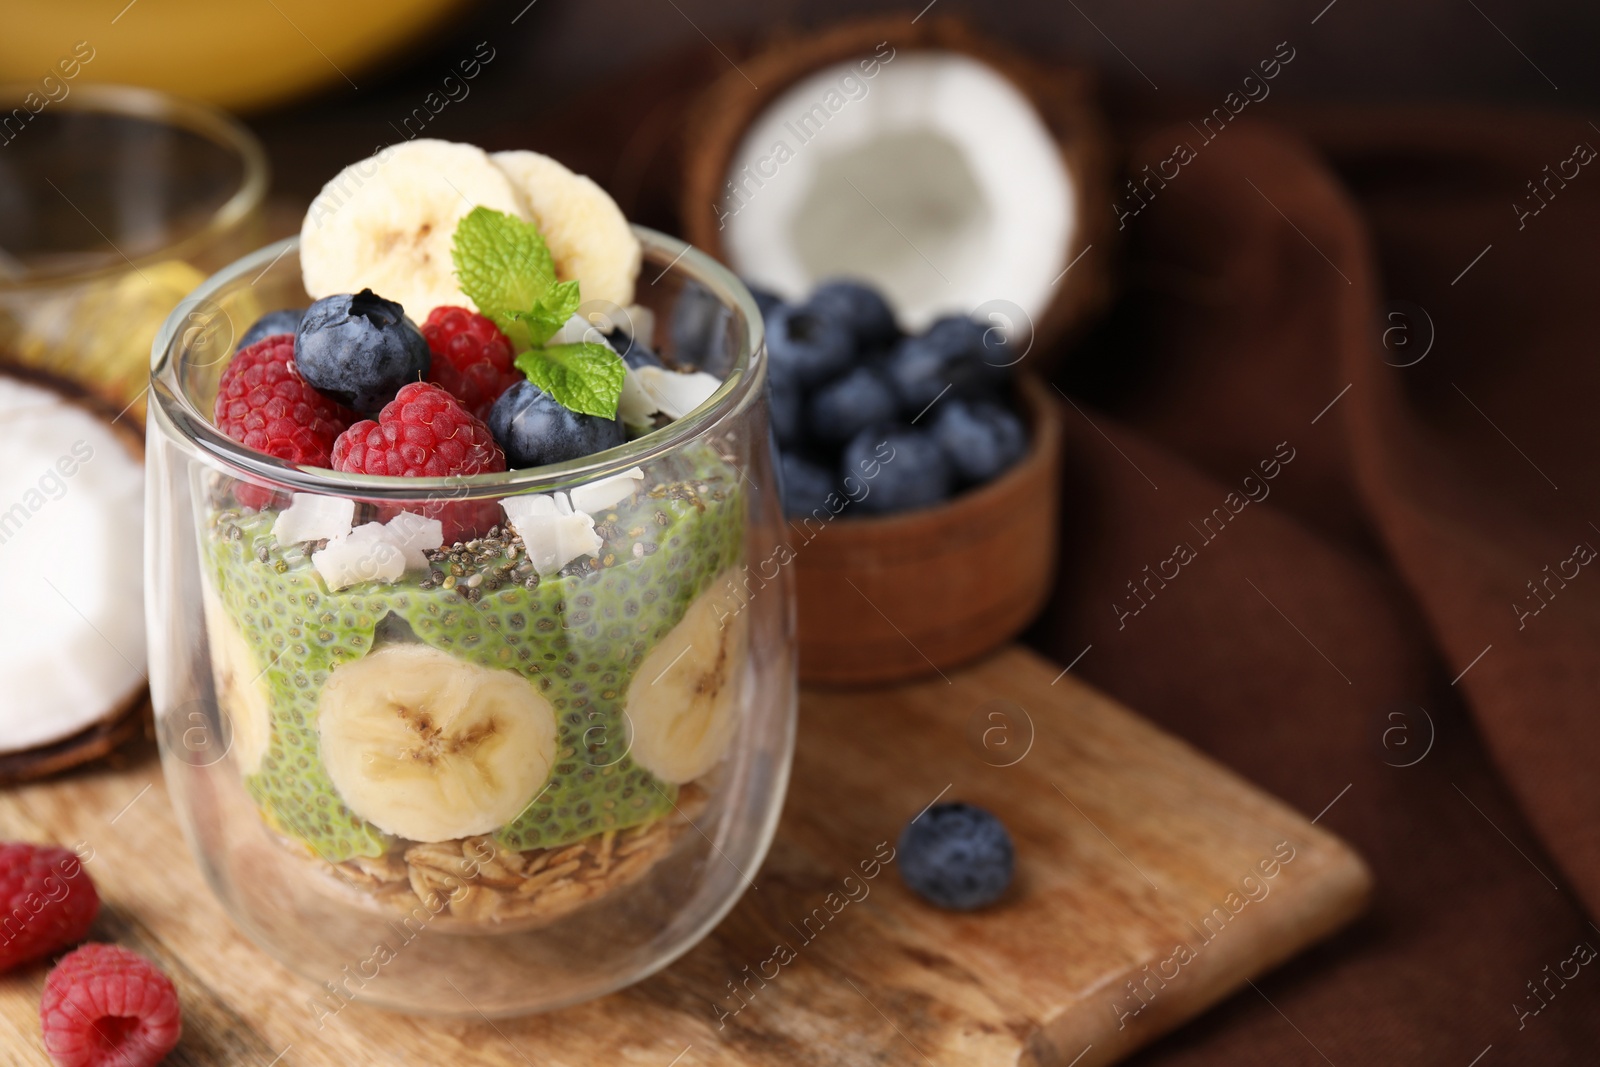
xmin=453 ymin=208 xmax=617 ymax=418
xmin=451 ymin=207 xmax=557 ymax=319
xmin=519 ymin=279 xmax=583 ymax=347
xmin=515 ymin=342 xmax=625 ymax=418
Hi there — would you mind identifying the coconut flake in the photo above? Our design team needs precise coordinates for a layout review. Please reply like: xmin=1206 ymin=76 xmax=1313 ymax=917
xmin=619 ymin=304 xmax=655 ymax=342
xmin=619 ymin=368 xmax=661 ymax=428
xmin=272 ymin=493 xmax=355 ymax=545
xmin=383 ymin=511 xmax=444 ymax=570
xmin=549 ymin=313 xmax=617 ymax=350
xmin=501 ymin=494 xmax=603 ymax=576
xmin=313 ymin=522 xmax=407 ymax=590
xmin=621 ymin=366 xmax=722 ymax=423
xmin=568 ymin=467 xmax=645 ymax=514
xmin=0 ymin=376 xmax=145 ymax=753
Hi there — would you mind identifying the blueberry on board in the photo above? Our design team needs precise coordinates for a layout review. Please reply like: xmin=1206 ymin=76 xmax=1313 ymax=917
xmin=897 ymin=802 xmax=1015 ymax=910
xmin=780 ymin=452 xmax=837 ymax=518
xmin=489 ymin=380 xmax=626 ymax=468
xmin=884 ymin=315 xmax=1012 ymax=414
xmin=929 ymin=399 xmax=1027 ymax=485
xmin=807 ymin=278 xmax=899 ymax=349
xmin=808 ymin=365 xmax=898 ymax=445
xmin=294 ymin=290 xmax=430 ymax=415
xmin=238 ymin=307 xmax=305 ymax=351
xmin=768 ymin=362 xmax=804 ymax=450
xmin=765 ymin=303 xmax=854 ymax=388
xmin=842 ymin=424 xmax=952 ymax=515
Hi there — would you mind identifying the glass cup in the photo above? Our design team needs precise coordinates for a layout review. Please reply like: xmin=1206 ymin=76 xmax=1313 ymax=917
xmin=0 ymin=83 xmax=267 ymax=415
xmin=145 ymin=230 xmax=796 ymax=1017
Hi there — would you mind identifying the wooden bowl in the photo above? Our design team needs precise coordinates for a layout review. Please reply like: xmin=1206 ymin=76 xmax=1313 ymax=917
xmin=795 ymin=374 xmax=1062 ymax=685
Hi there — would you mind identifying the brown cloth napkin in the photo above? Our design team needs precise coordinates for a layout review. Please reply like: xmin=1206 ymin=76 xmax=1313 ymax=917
xmin=509 ymin=58 xmax=1600 ymax=1057
xmin=1038 ymin=112 xmax=1600 ymax=1062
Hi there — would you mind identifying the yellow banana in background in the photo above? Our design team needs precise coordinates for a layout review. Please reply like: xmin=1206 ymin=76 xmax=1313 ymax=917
xmin=0 ymin=0 xmax=473 ymax=112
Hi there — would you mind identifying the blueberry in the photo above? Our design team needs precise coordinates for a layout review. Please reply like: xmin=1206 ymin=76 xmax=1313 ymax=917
xmin=780 ymin=452 xmax=837 ymax=518
xmin=604 ymin=327 xmax=664 ymax=369
xmin=808 ymin=365 xmax=897 ymax=445
xmin=807 ymin=278 xmax=898 ymax=349
xmin=898 ymin=802 xmax=1015 ymax=910
xmin=884 ymin=315 xmax=1011 ymax=414
xmin=745 ymin=282 xmax=784 ymax=320
xmin=765 ymin=303 xmax=854 ymax=388
xmin=294 ymin=290 xmax=430 ymax=415
xmin=767 ymin=362 xmax=803 ymax=450
xmin=929 ymin=399 xmax=1027 ymax=485
xmin=489 ymin=380 xmax=626 ymax=468
xmin=238 ymin=307 xmax=305 ymax=350
xmin=670 ymin=279 xmax=735 ymax=375
xmin=842 ymin=424 xmax=952 ymax=515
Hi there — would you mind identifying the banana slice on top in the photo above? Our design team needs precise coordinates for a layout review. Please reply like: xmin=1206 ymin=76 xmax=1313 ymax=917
xmin=625 ymin=575 xmax=748 ymax=784
xmin=300 ymin=139 xmax=528 ymax=321
xmin=492 ymin=150 xmax=641 ymax=308
xmin=318 ymin=643 xmax=558 ymax=843
xmin=201 ymin=590 xmax=273 ymax=775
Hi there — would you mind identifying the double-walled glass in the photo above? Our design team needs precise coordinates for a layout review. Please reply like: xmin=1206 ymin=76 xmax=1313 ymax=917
xmin=145 ymin=231 xmax=795 ymax=1017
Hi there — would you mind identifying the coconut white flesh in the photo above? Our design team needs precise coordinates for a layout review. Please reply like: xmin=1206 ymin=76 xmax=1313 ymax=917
xmin=619 ymin=304 xmax=655 ymax=342
xmin=313 ymin=522 xmax=407 ymax=591
xmin=271 ymin=493 xmax=355 ymax=546
xmin=383 ymin=511 xmax=444 ymax=570
xmin=500 ymin=493 xmax=602 ymax=577
xmin=620 ymin=366 xmax=722 ymax=424
xmin=568 ymin=467 xmax=644 ymax=514
xmin=548 ymin=312 xmax=619 ymax=349
xmin=721 ymin=52 xmax=1073 ymax=333
xmin=0 ymin=376 xmax=145 ymax=752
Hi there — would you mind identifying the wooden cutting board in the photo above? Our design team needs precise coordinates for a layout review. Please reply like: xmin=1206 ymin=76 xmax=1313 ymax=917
xmin=0 ymin=646 xmax=1369 ymax=1066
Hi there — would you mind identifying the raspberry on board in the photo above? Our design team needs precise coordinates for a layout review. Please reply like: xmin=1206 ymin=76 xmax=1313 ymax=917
xmin=422 ymin=305 xmax=522 ymax=421
xmin=332 ymin=382 xmax=507 ymax=544
xmin=214 ymin=335 xmax=354 ymax=467
xmin=0 ymin=844 xmax=99 ymax=972
xmin=40 ymin=943 xmax=181 ymax=1067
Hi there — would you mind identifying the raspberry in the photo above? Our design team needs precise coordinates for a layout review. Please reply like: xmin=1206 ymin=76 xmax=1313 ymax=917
xmin=421 ymin=306 xmax=521 ymax=420
xmin=332 ymin=382 xmax=506 ymax=543
xmin=0 ymin=844 xmax=99 ymax=972
xmin=40 ymin=944 xmax=181 ymax=1067
xmin=213 ymin=335 xmax=354 ymax=467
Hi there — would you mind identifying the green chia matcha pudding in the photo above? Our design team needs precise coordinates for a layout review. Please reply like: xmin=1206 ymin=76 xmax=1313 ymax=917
xmin=199 ymin=450 xmax=745 ymax=926
xmin=194 ymin=139 xmax=753 ymax=927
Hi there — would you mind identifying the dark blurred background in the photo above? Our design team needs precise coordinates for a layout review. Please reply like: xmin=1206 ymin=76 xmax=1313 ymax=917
xmin=248 ymin=0 xmax=1600 ymax=204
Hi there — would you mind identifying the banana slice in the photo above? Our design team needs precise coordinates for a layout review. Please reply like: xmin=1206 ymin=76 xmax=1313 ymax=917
xmin=491 ymin=150 xmax=641 ymax=308
xmin=624 ymin=575 xmax=747 ymax=783
xmin=318 ymin=644 xmax=558 ymax=842
xmin=301 ymin=139 xmax=529 ymax=320
xmin=201 ymin=590 xmax=272 ymax=775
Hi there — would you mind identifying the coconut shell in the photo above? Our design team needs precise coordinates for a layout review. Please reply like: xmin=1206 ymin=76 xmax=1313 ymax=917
xmin=680 ymin=14 xmax=1113 ymax=360
xmin=0 ymin=364 xmax=151 ymax=784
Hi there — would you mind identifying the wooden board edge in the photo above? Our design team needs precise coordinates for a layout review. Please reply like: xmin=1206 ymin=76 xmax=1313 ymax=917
xmin=1019 ymin=843 xmax=1370 ymax=1066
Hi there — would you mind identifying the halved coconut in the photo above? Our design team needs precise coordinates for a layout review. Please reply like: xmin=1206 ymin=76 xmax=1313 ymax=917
xmin=681 ymin=17 xmax=1110 ymax=348
xmin=0 ymin=369 xmax=147 ymax=780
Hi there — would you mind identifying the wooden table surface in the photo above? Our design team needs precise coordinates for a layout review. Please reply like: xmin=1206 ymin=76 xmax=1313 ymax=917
xmin=0 ymin=646 xmax=1370 ymax=1066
